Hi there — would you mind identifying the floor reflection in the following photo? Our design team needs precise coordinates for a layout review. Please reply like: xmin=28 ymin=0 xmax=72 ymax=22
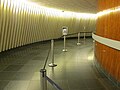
xmin=0 ymin=38 xmax=119 ymax=90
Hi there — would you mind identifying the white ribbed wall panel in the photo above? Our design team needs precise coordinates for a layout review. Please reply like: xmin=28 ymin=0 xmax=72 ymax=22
xmin=0 ymin=0 xmax=96 ymax=52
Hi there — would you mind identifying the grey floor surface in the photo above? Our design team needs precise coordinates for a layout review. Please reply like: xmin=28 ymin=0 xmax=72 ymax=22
xmin=0 ymin=38 xmax=119 ymax=90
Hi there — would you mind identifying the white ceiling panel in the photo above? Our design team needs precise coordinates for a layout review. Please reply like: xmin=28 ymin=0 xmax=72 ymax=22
xmin=28 ymin=0 xmax=98 ymax=13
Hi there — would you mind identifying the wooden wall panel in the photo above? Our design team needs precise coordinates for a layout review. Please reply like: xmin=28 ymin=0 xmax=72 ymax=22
xmin=98 ymin=0 xmax=120 ymax=11
xmin=96 ymin=0 xmax=120 ymax=82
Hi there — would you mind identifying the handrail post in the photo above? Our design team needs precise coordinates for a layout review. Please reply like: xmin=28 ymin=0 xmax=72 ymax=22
xmin=48 ymin=39 xmax=57 ymax=67
xmin=63 ymin=35 xmax=67 ymax=52
xmin=77 ymin=32 xmax=81 ymax=45
xmin=40 ymin=69 xmax=47 ymax=90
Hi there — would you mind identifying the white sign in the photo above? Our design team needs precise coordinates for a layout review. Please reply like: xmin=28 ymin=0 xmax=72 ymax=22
xmin=62 ymin=26 xmax=68 ymax=36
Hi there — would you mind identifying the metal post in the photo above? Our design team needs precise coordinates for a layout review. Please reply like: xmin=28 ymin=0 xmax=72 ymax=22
xmin=84 ymin=32 xmax=86 ymax=40
xmin=77 ymin=32 xmax=81 ymax=45
xmin=63 ymin=35 xmax=67 ymax=52
xmin=83 ymin=26 xmax=86 ymax=40
xmin=48 ymin=40 xmax=57 ymax=67
xmin=40 ymin=69 xmax=47 ymax=90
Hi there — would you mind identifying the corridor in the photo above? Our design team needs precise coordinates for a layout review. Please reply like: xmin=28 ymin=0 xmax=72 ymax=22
xmin=0 ymin=38 xmax=119 ymax=90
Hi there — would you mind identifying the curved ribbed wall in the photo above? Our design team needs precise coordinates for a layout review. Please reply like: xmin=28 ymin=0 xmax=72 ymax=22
xmin=0 ymin=0 xmax=96 ymax=52
xmin=96 ymin=0 xmax=120 ymax=82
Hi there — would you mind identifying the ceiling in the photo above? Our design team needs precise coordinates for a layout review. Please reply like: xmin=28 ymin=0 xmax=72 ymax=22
xmin=28 ymin=0 xmax=98 ymax=13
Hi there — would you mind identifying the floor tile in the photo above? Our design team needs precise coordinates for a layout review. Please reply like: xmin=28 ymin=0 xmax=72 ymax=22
xmin=0 ymin=38 xmax=119 ymax=90
xmin=4 ymin=80 xmax=29 ymax=90
xmin=0 ymin=72 xmax=16 ymax=80
xmin=3 ymin=65 xmax=23 ymax=71
xmin=13 ymin=72 xmax=34 ymax=80
xmin=0 ymin=80 xmax=9 ymax=90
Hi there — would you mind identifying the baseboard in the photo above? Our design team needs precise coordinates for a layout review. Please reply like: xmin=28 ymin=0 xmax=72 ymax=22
xmin=93 ymin=57 xmax=120 ymax=87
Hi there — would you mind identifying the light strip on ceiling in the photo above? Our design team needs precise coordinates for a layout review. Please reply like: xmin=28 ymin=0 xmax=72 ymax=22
xmin=1 ymin=0 xmax=97 ymax=19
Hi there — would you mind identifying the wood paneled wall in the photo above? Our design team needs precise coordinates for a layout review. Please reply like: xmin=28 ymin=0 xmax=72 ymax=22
xmin=98 ymin=0 xmax=120 ymax=11
xmin=0 ymin=0 xmax=96 ymax=52
xmin=96 ymin=0 xmax=120 ymax=81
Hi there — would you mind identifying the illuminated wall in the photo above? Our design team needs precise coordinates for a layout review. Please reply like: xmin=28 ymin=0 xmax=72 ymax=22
xmin=0 ymin=0 xmax=96 ymax=52
xmin=96 ymin=0 xmax=120 ymax=82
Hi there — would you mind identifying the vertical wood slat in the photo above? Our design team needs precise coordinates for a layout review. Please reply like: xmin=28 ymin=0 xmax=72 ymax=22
xmin=8 ymin=1 xmax=14 ymax=49
xmin=1 ymin=0 xmax=8 ymax=51
xmin=19 ymin=4 xmax=25 ymax=46
xmin=0 ymin=0 xmax=4 ymax=52
xmin=3 ymin=1 xmax=10 ymax=50
xmin=12 ymin=4 xmax=18 ymax=49
xmin=21 ymin=5 xmax=27 ymax=46
xmin=16 ymin=4 xmax=22 ymax=47
xmin=6 ymin=1 xmax=12 ymax=50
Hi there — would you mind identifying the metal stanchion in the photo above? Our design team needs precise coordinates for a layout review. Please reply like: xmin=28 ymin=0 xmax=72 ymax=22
xmin=83 ymin=26 xmax=86 ymax=40
xmin=63 ymin=35 xmax=67 ymax=52
xmin=84 ymin=32 xmax=86 ymax=40
xmin=40 ymin=69 xmax=47 ymax=90
xmin=40 ymin=69 xmax=63 ymax=90
xmin=77 ymin=32 xmax=81 ymax=45
xmin=40 ymin=42 xmax=62 ymax=90
xmin=48 ymin=40 xmax=57 ymax=67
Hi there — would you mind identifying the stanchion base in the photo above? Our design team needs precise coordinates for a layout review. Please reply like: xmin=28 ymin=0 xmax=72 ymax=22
xmin=48 ymin=63 xmax=57 ymax=67
xmin=77 ymin=43 xmax=81 ymax=46
xmin=63 ymin=49 xmax=67 ymax=52
xmin=40 ymin=69 xmax=46 ymax=77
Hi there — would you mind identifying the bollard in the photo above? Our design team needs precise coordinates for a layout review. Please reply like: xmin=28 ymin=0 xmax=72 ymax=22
xmin=40 ymin=69 xmax=47 ymax=90
xmin=77 ymin=32 xmax=81 ymax=45
xmin=63 ymin=35 xmax=67 ymax=52
xmin=48 ymin=40 xmax=57 ymax=67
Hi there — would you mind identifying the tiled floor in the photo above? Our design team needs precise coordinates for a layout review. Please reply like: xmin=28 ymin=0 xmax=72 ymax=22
xmin=0 ymin=38 xmax=119 ymax=90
